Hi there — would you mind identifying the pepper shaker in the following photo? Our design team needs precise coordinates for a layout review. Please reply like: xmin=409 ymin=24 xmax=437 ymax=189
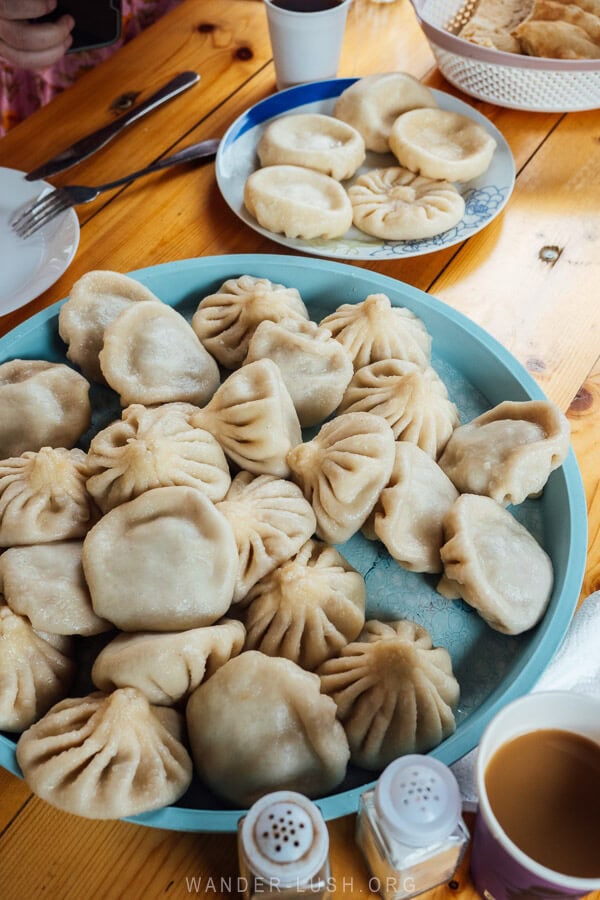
xmin=356 ymin=755 xmax=469 ymax=900
xmin=238 ymin=790 xmax=332 ymax=899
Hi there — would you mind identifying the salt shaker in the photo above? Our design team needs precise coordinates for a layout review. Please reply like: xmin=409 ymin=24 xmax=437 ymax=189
xmin=356 ymin=755 xmax=469 ymax=900
xmin=237 ymin=790 xmax=332 ymax=899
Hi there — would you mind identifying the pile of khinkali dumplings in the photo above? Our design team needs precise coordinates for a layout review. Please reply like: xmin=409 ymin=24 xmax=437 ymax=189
xmin=0 ymin=267 xmax=570 ymax=821
xmin=243 ymin=71 xmax=497 ymax=243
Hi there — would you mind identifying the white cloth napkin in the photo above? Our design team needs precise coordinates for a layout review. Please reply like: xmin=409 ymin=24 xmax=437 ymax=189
xmin=451 ymin=591 xmax=600 ymax=811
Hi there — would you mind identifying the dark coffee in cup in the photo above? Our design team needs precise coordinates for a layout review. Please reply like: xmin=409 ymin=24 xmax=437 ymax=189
xmin=484 ymin=728 xmax=600 ymax=878
xmin=271 ymin=0 xmax=342 ymax=11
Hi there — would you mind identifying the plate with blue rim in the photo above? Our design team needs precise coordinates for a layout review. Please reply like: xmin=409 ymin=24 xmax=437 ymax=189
xmin=0 ymin=254 xmax=585 ymax=832
xmin=215 ymin=79 xmax=515 ymax=260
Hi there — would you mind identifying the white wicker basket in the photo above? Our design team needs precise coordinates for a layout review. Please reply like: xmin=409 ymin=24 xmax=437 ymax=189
xmin=412 ymin=0 xmax=600 ymax=112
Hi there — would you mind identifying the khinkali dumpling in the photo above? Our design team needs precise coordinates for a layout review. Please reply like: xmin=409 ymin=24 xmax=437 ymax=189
xmin=243 ymin=539 xmax=366 ymax=670
xmin=438 ymin=494 xmax=554 ymax=635
xmin=339 ymin=359 xmax=460 ymax=458
xmin=389 ymin=109 xmax=497 ymax=182
xmin=244 ymin=318 xmax=354 ymax=427
xmin=216 ymin=472 xmax=316 ymax=604
xmin=319 ymin=619 xmax=459 ymax=770
xmin=91 ymin=619 xmax=245 ymax=705
xmin=186 ymin=651 xmax=350 ymax=806
xmin=257 ymin=113 xmax=366 ymax=180
xmin=0 ymin=448 xmax=95 ymax=547
xmin=333 ymin=72 xmax=438 ymax=153
xmin=0 ymin=542 xmax=110 ymax=636
xmin=0 ymin=604 xmax=75 ymax=731
xmin=58 ymin=270 xmax=161 ymax=383
xmin=244 ymin=165 xmax=353 ymax=240
xmin=320 ymin=293 xmax=431 ymax=372
xmin=0 ymin=360 xmax=91 ymax=459
xmin=348 ymin=167 xmax=465 ymax=240
xmin=16 ymin=688 xmax=193 ymax=818
xmin=82 ymin=486 xmax=238 ymax=631
xmin=99 ymin=301 xmax=220 ymax=407
xmin=86 ymin=403 xmax=231 ymax=513
xmin=192 ymin=274 xmax=309 ymax=370
xmin=191 ymin=360 xmax=302 ymax=478
xmin=438 ymin=400 xmax=570 ymax=505
xmin=287 ymin=412 xmax=396 ymax=543
xmin=364 ymin=443 xmax=459 ymax=573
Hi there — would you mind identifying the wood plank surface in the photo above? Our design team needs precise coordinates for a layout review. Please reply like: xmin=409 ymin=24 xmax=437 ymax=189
xmin=0 ymin=0 xmax=275 ymax=188
xmin=0 ymin=0 xmax=599 ymax=897
xmin=0 ymin=768 xmax=31 ymax=834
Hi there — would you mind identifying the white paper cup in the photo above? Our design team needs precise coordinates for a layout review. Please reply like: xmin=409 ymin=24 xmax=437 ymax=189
xmin=264 ymin=0 xmax=353 ymax=91
xmin=471 ymin=691 xmax=600 ymax=900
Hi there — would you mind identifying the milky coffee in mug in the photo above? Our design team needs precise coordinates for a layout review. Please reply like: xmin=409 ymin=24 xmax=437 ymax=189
xmin=471 ymin=692 xmax=600 ymax=900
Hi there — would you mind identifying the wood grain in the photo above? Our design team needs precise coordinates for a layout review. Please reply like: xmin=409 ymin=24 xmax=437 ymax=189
xmin=0 ymin=768 xmax=30 ymax=834
xmin=428 ymin=110 xmax=600 ymax=412
xmin=568 ymin=356 xmax=600 ymax=601
xmin=0 ymin=0 xmax=274 ymax=187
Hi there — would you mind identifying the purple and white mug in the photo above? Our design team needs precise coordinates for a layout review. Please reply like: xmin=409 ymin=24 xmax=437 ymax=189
xmin=471 ymin=691 xmax=600 ymax=900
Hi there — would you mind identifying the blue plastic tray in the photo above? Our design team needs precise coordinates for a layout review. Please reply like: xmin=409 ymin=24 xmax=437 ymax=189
xmin=0 ymin=254 xmax=587 ymax=832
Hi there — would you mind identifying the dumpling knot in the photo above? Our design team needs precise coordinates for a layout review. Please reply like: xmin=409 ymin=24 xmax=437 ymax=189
xmin=389 ymin=184 xmax=417 ymax=204
xmin=27 ymin=447 xmax=89 ymax=497
xmin=363 ymin=293 xmax=392 ymax=318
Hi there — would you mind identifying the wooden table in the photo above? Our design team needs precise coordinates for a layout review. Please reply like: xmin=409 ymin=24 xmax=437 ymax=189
xmin=0 ymin=1 xmax=599 ymax=897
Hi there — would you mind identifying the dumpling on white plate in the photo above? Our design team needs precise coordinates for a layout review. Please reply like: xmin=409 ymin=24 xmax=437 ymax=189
xmin=320 ymin=293 xmax=431 ymax=371
xmin=192 ymin=274 xmax=309 ymax=370
xmin=389 ymin=108 xmax=497 ymax=182
xmin=333 ymin=72 xmax=438 ymax=154
xmin=0 ymin=604 xmax=75 ymax=732
xmin=243 ymin=539 xmax=366 ymax=671
xmin=349 ymin=167 xmax=465 ymax=240
xmin=287 ymin=412 xmax=395 ymax=544
xmin=0 ymin=448 xmax=95 ymax=548
xmin=319 ymin=619 xmax=459 ymax=770
xmin=257 ymin=113 xmax=366 ymax=180
xmin=216 ymin=471 xmax=316 ymax=604
xmin=438 ymin=493 xmax=554 ymax=635
xmin=82 ymin=486 xmax=238 ymax=631
xmin=191 ymin=359 xmax=302 ymax=478
xmin=16 ymin=688 xmax=193 ymax=818
xmin=0 ymin=541 xmax=110 ymax=636
xmin=58 ymin=270 xmax=161 ymax=383
xmin=244 ymin=317 xmax=354 ymax=427
xmin=91 ymin=618 xmax=245 ymax=705
xmin=244 ymin=165 xmax=353 ymax=240
xmin=339 ymin=358 xmax=460 ymax=459
xmin=99 ymin=301 xmax=220 ymax=407
xmin=86 ymin=403 xmax=231 ymax=513
xmin=0 ymin=360 xmax=91 ymax=459
xmin=186 ymin=651 xmax=350 ymax=806
xmin=364 ymin=443 xmax=459 ymax=573
xmin=438 ymin=399 xmax=570 ymax=505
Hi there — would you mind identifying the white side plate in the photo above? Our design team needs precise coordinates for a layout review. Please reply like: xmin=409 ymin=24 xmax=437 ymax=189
xmin=0 ymin=167 xmax=79 ymax=316
xmin=216 ymin=78 xmax=515 ymax=260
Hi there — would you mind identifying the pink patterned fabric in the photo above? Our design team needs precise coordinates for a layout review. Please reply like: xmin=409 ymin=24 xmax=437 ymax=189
xmin=0 ymin=0 xmax=181 ymax=136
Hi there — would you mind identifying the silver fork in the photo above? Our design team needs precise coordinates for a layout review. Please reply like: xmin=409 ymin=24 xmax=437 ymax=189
xmin=11 ymin=138 xmax=220 ymax=239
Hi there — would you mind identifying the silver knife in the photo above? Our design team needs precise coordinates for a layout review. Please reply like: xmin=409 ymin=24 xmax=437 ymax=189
xmin=25 ymin=71 xmax=200 ymax=182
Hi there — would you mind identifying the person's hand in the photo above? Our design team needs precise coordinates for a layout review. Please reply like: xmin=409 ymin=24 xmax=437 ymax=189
xmin=0 ymin=0 xmax=74 ymax=69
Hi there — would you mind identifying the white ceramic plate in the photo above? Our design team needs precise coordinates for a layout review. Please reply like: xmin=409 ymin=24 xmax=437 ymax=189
xmin=216 ymin=78 xmax=516 ymax=260
xmin=0 ymin=167 xmax=80 ymax=316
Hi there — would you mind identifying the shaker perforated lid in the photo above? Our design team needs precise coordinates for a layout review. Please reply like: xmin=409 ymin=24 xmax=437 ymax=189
xmin=375 ymin=755 xmax=462 ymax=848
xmin=240 ymin=791 xmax=329 ymax=886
